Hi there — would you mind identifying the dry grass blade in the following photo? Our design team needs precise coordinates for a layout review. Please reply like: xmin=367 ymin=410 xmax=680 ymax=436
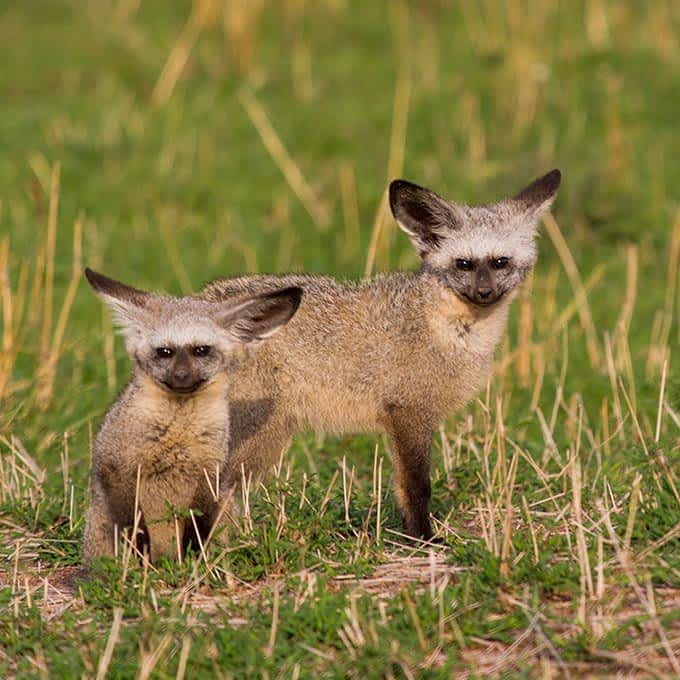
xmin=635 ymin=520 xmax=680 ymax=562
xmin=570 ymin=406 xmax=594 ymax=627
xmin=175 ymin=635 xmax=192 ymax=680
xmin=363 ymin=192 xmax=389 ymax=278
xmin=542 ymin=212 xmax=601 ymax=367
xmin=238 ymin=88 xmax=329 ymax=230
xmin=138 ymin=633 xmax=173 ymax=680
xmin=95 ymin=608 xmax=123 ymax=680
xmin=339 ymin=162 xmax=361 ymax=263
xmin=0 ymin=239 xmax=10 ymax=353
xmin=614 ymin=245 xmax=638 ymax=345
xmin=151 ymin=0 xmax=217 ymax=107
xmin=364 ymin=59 xmax=411 ymax=277
xmin=499 ymin=447 xmax=520 ymax=579
xmin=0 ymin=238 xmax=21 ymax=400
xmin=36 ymin=218 xmax=83 ymax=403
xmin=655 ymin=358 xmax=668 ymax=443
xmin=665 ymin=208 xmax=680 ymax=326
xmin=402 ymin=589 xmax=427 ymax=652
xmin=225 ymin=0 xmax=264 ymax=75
xmin=157 ymin=219 xmax=193 ymax=294
xmin=263 ymin=583 xmax=281 ymax=658
xmin=39 ymin=162 xmax=60 ymax=362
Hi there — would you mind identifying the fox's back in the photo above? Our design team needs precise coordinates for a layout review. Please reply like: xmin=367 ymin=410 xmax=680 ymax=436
xmin=203 ymin=273 xmax=499 ymax=432
xmin=204 ymin=273 xmax=425 ymax=364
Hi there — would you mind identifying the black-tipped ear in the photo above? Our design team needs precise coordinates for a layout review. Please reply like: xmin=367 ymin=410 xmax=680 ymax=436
xmin=84 ymin=268 xmax=151 ymax=309
xmin=512 ymin=169 xmax=561 ymax=211
xmin=218 ymin=287 xmax=302 ymax=343
xmin=389 ymin=179 xmax=461 ymax=256
xmin=84 ymin=268 xmax=154 ymax=335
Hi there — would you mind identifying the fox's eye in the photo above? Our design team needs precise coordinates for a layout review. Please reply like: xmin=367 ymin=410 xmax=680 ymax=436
xmin=455 ymin=259 xmax=475 ymax=271
xmin=155 ymin=347 xmax=174 ymax=358
xmin=491 ymin=257 xmax=509 ymax=270
xmin=193 ymin=345 xmax=212 ymax=357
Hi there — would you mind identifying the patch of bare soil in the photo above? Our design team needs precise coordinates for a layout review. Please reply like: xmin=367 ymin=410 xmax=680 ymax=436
xmin=0 ymin=564 xmax=84 ymax=620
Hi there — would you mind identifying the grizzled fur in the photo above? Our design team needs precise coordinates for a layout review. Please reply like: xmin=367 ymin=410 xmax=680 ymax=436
xmin=82 ymin=269 xmax=301 ymax=564
xmin=202 ymin=170 xmax=561 ymax=539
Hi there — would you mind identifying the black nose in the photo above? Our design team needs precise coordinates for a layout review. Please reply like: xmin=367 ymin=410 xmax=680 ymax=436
xmin=172 ymin=370 xmax=192 ymax=386
xmin=477 ymin=287 xmax=492 ymax=299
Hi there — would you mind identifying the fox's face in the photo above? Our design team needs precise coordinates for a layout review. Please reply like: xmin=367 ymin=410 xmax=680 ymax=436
xmin=85 ymin=269 xmax=302 ymax=395
xmin=389 ymin=170 xmax=561 ymax=307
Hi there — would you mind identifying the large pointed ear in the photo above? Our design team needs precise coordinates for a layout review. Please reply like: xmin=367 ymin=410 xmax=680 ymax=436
xmin=511 ymin=169 xmax=561 ymax=219
xmin=215 ymin=287 xmax=302 ymax=344
xmin=85 ymin=267 xmax=152 ymax=331
xmin=389 ymin=179 xmax=463 ymax=256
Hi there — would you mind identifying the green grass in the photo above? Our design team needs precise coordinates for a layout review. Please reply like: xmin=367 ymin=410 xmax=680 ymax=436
xmin=2 ymin=0 xmax=680 ymax=676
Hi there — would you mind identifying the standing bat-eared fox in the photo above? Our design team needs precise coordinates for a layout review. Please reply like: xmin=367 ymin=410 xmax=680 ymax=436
xmin=82 ymin=269 xmax=302 ymax=564
xmin=201 ymin=169 xmax=561 ymax=540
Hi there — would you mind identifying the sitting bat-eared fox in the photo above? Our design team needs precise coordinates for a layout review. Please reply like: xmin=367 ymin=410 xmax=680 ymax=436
xmin=82 ymin=269 xmax=302 ymax=564
xmin=201 ymin=169 xmax=561 ymax=540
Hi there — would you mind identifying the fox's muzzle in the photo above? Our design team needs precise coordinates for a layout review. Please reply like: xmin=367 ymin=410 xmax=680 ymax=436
xmin=163 ymin=350 xmax=206 ymax=393
xmin=468 ymin=265 xmax=501 ymax=306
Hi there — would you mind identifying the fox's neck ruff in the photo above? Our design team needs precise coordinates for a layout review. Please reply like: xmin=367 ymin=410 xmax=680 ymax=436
xmin=426 ymin=275 xmax=515 ymax=355
xmin=126 ymin=372 xmax=230 ymax=473
xmin=134 ymin=372 xmax=230 ymax=412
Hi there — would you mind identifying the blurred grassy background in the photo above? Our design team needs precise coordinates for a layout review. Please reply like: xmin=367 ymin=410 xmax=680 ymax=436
xmin=2 ymin=1 xmax=680 ymax=676
xmin=3 ymin=0 xmax=679 ymax=436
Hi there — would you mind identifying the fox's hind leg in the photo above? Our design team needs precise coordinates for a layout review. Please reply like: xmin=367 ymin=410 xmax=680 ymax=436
xmin=146 ymin=519 xmax=182 ymax=563
xmin=383 ymin=405 xmax=435 ymax=540
xmin=82 ymin=478 xmax=136 ymax=563
xmin=138 ymin=491 xmax=185 ymax=563
xmin=224 ymin=399 xmax=293 ymax=512
xmin=82 ymin=492 xmax=116 ymax=562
